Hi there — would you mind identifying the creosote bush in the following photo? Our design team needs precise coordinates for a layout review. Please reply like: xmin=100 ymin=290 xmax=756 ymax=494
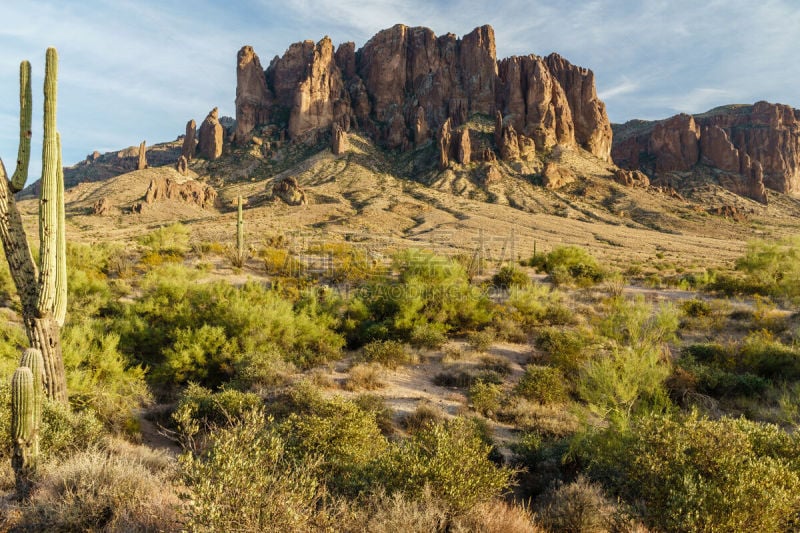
xmin=529 ymin=246 xmax=605 ymax=286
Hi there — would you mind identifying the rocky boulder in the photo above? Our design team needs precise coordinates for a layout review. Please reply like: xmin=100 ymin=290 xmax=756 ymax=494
xmin=332 ymin=124 xmax=348 ymax=155
xmin=272 ymin=176 xmax=307 ymax=205
xmin=143 ymin=176 xmax=217 ymax=209
xmin=198 ymin=108 xmax=223 ymax=160
xmin=92 ymin=197 xmax=112 ymax=216
xmin=542 ymin=162 xmax=576 ymax=189
xmin=613 ymin=168 xmax=650 ymax=188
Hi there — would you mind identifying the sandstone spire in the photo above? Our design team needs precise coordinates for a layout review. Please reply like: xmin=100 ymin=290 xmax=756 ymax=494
xmin=198 ymin=108 xmax=223 ymax=160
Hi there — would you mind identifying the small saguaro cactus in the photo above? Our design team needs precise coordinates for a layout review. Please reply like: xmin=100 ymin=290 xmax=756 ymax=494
xmin=0 ymin=48 xmax=68 ymax=402
xmin=11 ymin=348 xmax=44 ymax=498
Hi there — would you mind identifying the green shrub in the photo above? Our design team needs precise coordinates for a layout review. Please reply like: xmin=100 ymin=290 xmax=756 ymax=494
xmin=180 ymin=409 xmax=321 ymax=532
xmin=515 ymin=365 xmax=568 ymax=404
xmin=535 ymin=327 xmax=596 ymax=379
xmin=507 ymin=284 xmax=574 ymax=326
xmin=535 ymin=476 xmax=620 ymax=533
xmin=137 ymin=222 xmax=191 ymax=257
xmin=740 ymin=330 xmax=800 ymax=380
xmin=361 ymin=340 xmax=414 ymax=369
xmin=598 ymin=296 xmax=679 ymax=348
xmin=491 ymin=265 xmax=530 ymax=289
xmin=380 ymin=418 xmax=514 ymax=511
xmin=682 ymin=297 xmax=712 ymax=317
xmin=468 ymin=381 xmax=503 ymax=417
xmin=730 ymin=237 xmax=800 ymax=300
xmin=408 ymin=323 xmax=448 ymax=349
xmin=580 ymin=411 xmax=800 ymax=532
xmin=467 ymin=329 xmax=494 ymax=352
xmin=531 ymin=246 xmax=605 ymax=286
xmin=345 ymin=363 xmax=386 ymax=391
xmin=400 ymin=403 xmax=446 ymax=434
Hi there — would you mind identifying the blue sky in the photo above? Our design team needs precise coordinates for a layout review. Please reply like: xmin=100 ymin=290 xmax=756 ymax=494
xmin=2 ymin=0 xmax=799 ymax=174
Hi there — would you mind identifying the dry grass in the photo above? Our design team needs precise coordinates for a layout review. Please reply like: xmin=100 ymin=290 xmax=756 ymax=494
xmin=344 ymin=362 xmax=386 ymax=391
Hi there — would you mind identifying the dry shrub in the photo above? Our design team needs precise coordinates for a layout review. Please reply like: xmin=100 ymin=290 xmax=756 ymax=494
xmin=401 ymin=402 xmax=446 ymax=434
xmin=345 ymin=362 xmax=386 ymax=391
xmin=454 ymin=499 xmax=543 ymax=533
xmin=535 ymin=476 xmax=637 ymax=533
xmin=308 ymin=367 xmax=337 ymax=389
xmin=499 ymin=399 xmax=580 ymax=438
xmin=17 ymin=448 xmax=181 ymax=532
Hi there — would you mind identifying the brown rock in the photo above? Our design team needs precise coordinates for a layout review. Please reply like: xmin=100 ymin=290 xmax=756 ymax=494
xmin=414 ymin=106 xmax=429 ymax=146
xmin=143 ymin=176 xmax=217 ymax=209
xmin=701 ymin=125 xmax=767 ymax=203
xmin=385 ymin=112 xmax=407 ymax=149
xmin=649 ymin=113 xmax=700 ymax=172
xmin=176 ymin=155 xmax=189 ymax=176
xmin=287 ymin=37 xmax=344 ymax=139
xmin=272 ymin=176 xmax=307 ymax=205
xmin=494 ymin=111 xmax=503 ymax=148
xmin=332 ymin=124 xmax=348 ymax=155
xmin=137 ymin=141 xmax=147 ymax=170
xmin=498 ymin=123 xmax=520 ymax=160
xmin=92 ymin=197 xmax=111 ymax=216
xmin=613 ymin=168 xmax=650 ymax=188
xmin=235 ymin=46 xmax=272 ymax=144
xmin=545 ymin=53 xmax=613 ymax=161
xmin=198 ymin=108 xmax=224 ymax=160
xmin=182 ymin=120 xmax=196 ymax=160
xmin=437 ymin=118 xmax=453 ymax=170
xmin=497 ymin=55 xmax=574 ymax=151
xmin=708 ymin=205 xmax=747 ymax=221
xmin=542 ymin=162 xmax=576 ymax=189
xmin=483 ymin=165 xmax=502 ymax=187
xmin=334 ymin=42 xmax=356 ymax=79
xmin=482 ymin=149 xmax=497 ymax=162
xmin=459 ymin=25 xmax=498 ymax=116
xmin=456 ymin=128 xmax=471 ymax=164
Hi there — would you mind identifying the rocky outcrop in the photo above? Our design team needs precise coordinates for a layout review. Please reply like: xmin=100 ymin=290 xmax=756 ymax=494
xmin=235 ymin=46 xmax=272 ymax=143
xmin=542 ymin=162 xmax=576 ymax=189
xmin=198 ymin=108 xmax=223 ymax=160
xmin=236 ymin=24 xmax=611 ymax=162
xmin=611 ymin=102 xmax=800 ymax=201
xmin=143 ymin=176 xmax=217 ymax=209
xmin=137 ymin=141 xmax=147 ymax=170
xmin=92 ymin=197 xmax=111 ymax=216
xmin=332 ymin=124 xmax=348 ymax=155
xmin=545 ymin=53 xmax=612 ymax=161
xmin=649 ymin=114 xmax=700 ymax=172
xmin=272 ymin=176 xmax=307 ymax=205
xmin=437 ymin=118 xmax=452 ymax=170
xmin=182 ymin=120 xmax=196 ymax=160
xmin=456 ymin=128 xmax=471 ymax=164
xmin=613 ymin=168 xmax=650 ymax=188
xmin=498 ymin=122 xmax=520 ymax=160
xmin=175 ymin=155 xmax=189 ymax=176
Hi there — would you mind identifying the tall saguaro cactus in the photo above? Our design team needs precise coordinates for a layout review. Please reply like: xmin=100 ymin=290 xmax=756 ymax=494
xmin=0 ymin=48 xmax=68 ymax=402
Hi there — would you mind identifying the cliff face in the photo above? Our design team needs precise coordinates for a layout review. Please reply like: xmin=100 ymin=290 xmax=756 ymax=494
xmin=612 ymin=102 xmax=800 ymax=201
xmin=234 ymin=24 xmax=613 ymax=161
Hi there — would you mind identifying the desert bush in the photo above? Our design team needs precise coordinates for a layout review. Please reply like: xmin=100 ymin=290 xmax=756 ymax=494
xmin=535 ymin=326 xmax=597 ymax=379
xmin=739 ymin=330 xmax=800 ymax=380
xmin=500 ymin=399 xmax=580 ymax=438
xmin=401 ymin=402 xmax=447 ymax=434
xmin=345 ymin=362 xmax=386 ymax=391
xmin=515 ymin=365 xmax=569 ymax=404
xmin=479 ymin=354 xmax=512 ymax=375
xmin=432 ymin=369 xmax=475 ymax=388
xmin=492 ymin=264 xmax=530 ymax=289
xmin=261 ymin=246 xmax=304 ymax=276
xmin=507 ymin=283 xmax=575 ymax=327
xmin=19 ymin=448 xmax=180 ymax=532
xmin=137 ymin=222 xmax=190 ymax=257
xmin=530 ymin=245 xmax=605 ymax=286
xmin=730 ymin=236 xmax=800 ymax=300
xmin=682 ymin=297 xmax=712 ymax=317
xmin=61 ymin=319 xmax=151 ymax=433
xmin=597 ymin=296 xmax=679 ymax=348
xmin=580 ymin=411 xmax=800 ymax=532
xmin=534 ymin=476 xmax=620 ymax=533
xmin=180 ymin=410 xmax=321 ymax=532
xmin=408 ymin=323 xmax=448 ymax=349
xmin=360 ymin=339 xmax=414 ymax=369
xmin=467 ymin=329 xmax=494 ymax=352
xmin=353 ymin=394 xmax=396 ymax=436
xmin=280 ymin=396 xmax=389 ymax=495
xmin=468 ymin=380 xmax=503 ymax=417
xmin=380 ymin=417 xmax=514 ymax=511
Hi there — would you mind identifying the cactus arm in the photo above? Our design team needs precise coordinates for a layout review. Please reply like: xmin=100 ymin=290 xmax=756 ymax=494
xmin=0 ymin=159 xmax=40 ymax=319
xmin=36 ymin=47 xmax=59 ymax=317
xmin=10 ymin=61 xmax=32 ymax=193
xmin=20 ymin=348 xmax=44 ymax=433
xmin=54 ymin=133 xmax=67 ymax=326
xmin=237 ymin=195 xmax=244 ymax=259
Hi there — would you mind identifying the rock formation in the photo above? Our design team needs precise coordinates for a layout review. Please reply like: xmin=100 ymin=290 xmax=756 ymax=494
xmin=198 ymin=108 xmax=223 ymax=160
xmin=542 ymin=161 xmax=576 ymax=189
xmin=331 ymin=124 xmax=348 ymax=155
xmin=612 ymin=102 xmax=800 ymax=202
xmin=92 ymin=197 xmax=111 ymax=216
xmin=137 ymin=141 xmax=147 ymax=170
xmin=182 ymin=119 xmax=196 ymax=160
xmin=613 ymin=168 xmax=650 ymax=188
xmin=437 ymin=119 xmax=453 ymax=170
xmin=235 ymin=46 xmax=272 ymax=144
xmin=456 ymin=128 xmax=471 ymax=164
xmin=272 ymin=176 xmax=307 ymax=205
xmin=234 ymin=24 xmax=612 ymax=161
xmin=176 ymin=155 xmax=189 ymax=175
xmin=143 ymin=176 xmax=217 ymax=209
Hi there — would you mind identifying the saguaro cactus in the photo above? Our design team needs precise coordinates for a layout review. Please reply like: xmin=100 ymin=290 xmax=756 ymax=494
xmin=232 ymin=195 xmax=247 ymax=268
xmin=0 ymin=48 xmax=68 ymax=402
xmin=11 ymin=348 xmax=44 ymax=498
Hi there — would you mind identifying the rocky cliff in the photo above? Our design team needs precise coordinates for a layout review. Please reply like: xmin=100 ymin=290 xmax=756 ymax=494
xmin=612 ymin=102 xmax=800 ymax=201
xmin=234 ymin=24 xmax=612 ymax=162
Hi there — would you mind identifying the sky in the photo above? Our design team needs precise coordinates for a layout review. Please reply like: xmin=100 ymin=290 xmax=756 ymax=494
xmin=2 ymin=0 xmax=799 ymax=176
